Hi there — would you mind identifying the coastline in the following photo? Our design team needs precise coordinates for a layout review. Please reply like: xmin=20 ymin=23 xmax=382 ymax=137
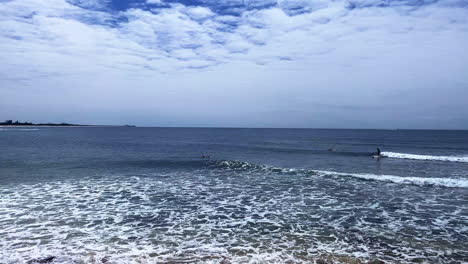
xmin=0 ymin=125 xmax=126 ymax=127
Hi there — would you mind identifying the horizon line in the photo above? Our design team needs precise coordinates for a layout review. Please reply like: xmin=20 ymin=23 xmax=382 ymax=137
xmin=1 ymin=124 xmax=467 ymax=131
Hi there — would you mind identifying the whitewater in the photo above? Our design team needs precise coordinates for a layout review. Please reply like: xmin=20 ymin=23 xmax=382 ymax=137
xmin=1 ymin=127 xmax=467 ymax=263
xmin=382 ymin=151 xmax=468 ymax=163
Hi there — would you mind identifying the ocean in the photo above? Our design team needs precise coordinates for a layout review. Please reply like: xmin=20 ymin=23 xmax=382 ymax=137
xmin=0 ymin=127 xmax=467 ymax=263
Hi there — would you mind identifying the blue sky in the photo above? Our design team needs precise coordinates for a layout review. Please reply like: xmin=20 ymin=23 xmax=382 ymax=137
xmin=1 ymin=0 xmax=468 ymax=128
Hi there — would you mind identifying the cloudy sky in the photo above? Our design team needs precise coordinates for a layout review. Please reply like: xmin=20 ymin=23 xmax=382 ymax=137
xmin=1 ymin=0 xmax=467 ymax=128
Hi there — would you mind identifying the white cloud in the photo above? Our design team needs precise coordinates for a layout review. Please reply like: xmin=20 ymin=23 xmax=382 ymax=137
xmin=184 ymin=6 xmax=215 ymax=20
xmin=1 ymin=0 xmax=468 ymax=127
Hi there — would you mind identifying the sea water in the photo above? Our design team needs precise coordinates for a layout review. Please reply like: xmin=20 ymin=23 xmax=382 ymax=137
xmin=0 ymin=128 xmax=467 ymax=263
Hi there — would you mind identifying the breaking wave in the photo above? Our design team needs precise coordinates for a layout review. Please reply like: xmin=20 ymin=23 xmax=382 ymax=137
xmin=211 ymin=160 xmax=468 ymax=188
xmin=2 ymin=160 xmax=467 ymax=263
xmin=382 ymin=152 xmax=468 ymax=163
xmin=315 ymin=170 xmax=468 ymax=188
xmin=211 ymin=160 xmax=307 ymax=174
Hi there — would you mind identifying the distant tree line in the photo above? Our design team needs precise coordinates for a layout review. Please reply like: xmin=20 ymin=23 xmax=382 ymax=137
xmin=0 ymin=120 xmax=80 ymax=126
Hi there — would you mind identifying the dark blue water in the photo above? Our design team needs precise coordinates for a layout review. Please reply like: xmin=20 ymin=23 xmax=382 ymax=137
xmin=1 ymin=127 xmax=467 ymax=263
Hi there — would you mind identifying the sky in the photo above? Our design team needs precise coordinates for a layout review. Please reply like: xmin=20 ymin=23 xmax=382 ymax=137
xmin=1 ymin=0 xmax=468 ymax=128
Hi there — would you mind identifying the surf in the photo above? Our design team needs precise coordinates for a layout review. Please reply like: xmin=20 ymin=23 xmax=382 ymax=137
xmin=315 ymin=170 xmax=468 ymax=188
xmin=211 ymin=160 xmax=468 ymax=188
xmin=381 ymin=152 xmax=468 ymax=163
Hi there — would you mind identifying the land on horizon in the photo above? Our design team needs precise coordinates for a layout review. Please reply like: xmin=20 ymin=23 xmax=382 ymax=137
xmin=2 ymin=120 xmax=468 ymax=130
xmin=0 ymin=120 xmax=135 ymax=127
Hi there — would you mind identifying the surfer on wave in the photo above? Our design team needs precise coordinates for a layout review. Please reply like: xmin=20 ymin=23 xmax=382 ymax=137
xmin=372 ymin=148 xmax=384 ymax=159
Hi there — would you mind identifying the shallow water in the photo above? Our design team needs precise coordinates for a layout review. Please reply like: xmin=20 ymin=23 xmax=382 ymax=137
xmin=1 ymin=128 xmax=467 ymax=263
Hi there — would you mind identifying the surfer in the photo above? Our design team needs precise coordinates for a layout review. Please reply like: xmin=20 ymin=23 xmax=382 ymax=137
xmin=372 ymin=148 xmax=383 ymax=159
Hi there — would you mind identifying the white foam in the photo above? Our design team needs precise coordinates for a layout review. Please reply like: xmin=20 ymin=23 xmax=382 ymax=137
xmin=1 ymin=168 xmax=467 ymax=263
xmin=0 ymin=174 xmax=352 ymax=264
xmin=315 ymin=170 xmax=468 ymax=188
xmin=382 ymin=152 xmax=468 ymax=163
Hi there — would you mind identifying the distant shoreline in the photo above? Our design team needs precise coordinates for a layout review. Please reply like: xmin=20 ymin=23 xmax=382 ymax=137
xmin=0 ymin=120 xmax=136 ymax=127
xmin=0 ymin=125 xmax=134 ymax=128
xmin=0 ymin=125 xmax=465 ymax=130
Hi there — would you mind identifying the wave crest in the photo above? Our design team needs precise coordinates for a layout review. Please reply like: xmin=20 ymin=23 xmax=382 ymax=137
xmin=211 ymin=160 xmax=306 ymax=174
xmin=210 ymin=160 xmax=467 ymax=188
xmin=315 ymin=170 xmax=468 ymax=188
xmin=382 ymin=152 xmax=468 ymax=163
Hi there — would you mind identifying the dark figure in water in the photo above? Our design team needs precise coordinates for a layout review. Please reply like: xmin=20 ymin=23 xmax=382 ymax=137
xmin=201 ymin=154 xmax=210 ymax=159
xmin=372 ymin=148 xmax=383 ymax=159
